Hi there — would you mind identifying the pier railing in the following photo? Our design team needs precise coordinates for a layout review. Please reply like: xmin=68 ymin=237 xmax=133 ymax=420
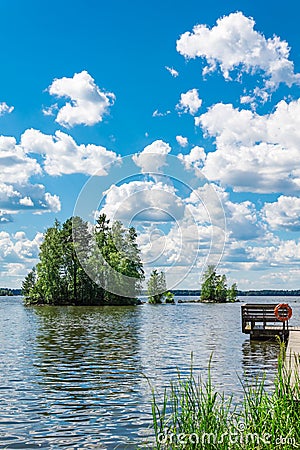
xmin=241 ymin=303 xmax=289 ymax=340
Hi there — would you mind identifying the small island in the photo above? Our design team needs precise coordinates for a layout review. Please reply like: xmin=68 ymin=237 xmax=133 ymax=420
xmin=146 ymin=269 xmax=175 ymax=304
xmin=22 ymin=215 xmax=144 ymax=306
xmin=199 ymin=265 xmax=238 ymax=303
xmin=22 ymin=216 xmax=238 ymax=307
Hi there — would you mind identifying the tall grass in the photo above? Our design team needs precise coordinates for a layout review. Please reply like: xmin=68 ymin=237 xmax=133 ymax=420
xmin=150 ymin=344 xmax=300 ymax=449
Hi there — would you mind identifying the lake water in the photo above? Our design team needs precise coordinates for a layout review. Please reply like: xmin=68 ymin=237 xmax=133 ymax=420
xmin=0 ymin=296 xmax=299 ymax=449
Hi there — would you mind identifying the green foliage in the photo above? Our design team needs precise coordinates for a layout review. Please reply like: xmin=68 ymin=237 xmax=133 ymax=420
xmin=147 ymin=270 xmax=167 ymax=304
xmin=93 ymin=217 xmax=144 ymax=304
xmin=215 ymin=274 xmax=227 ymax=302
xmin=227 ymin=282 xmax=238 ymax=302
xmin=201 ymin=265 xmax=237 ymax=303
xmin=23 ymin=215 xmax=144 ymax=306
xmin=22 ymin=267 xmax=37 ymax=304
xmin=165 ymin=291 xmax=175 ymax=304
xmin=151 ymin=345 xmax=300 ymax=449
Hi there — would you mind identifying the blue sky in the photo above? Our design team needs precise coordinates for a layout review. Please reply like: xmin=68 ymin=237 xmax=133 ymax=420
xmin=1 ymin=0 xmax=300 ymax=290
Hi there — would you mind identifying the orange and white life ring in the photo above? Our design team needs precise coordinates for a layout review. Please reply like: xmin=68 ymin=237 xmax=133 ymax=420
xmin=274 ymin=303 xmax=292 ymax=322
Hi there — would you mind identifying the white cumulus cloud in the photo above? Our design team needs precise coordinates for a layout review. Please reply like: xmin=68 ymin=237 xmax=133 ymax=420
xmin=102 ymin=180 xmax=185 ymax=223
xmin=44 ymin=192 xmax=61 ymax=213
xmin=195 ymin=99 xmax=300 ymax=193
xmin=263 ymin=196 xmax=300 ymax=231
xmin=132 ymin=140 xmax=171 ymax=173
xmin=248 ymin=239 xmax=300 ymax=266
xmin=47 ymin=70 xmax=115 ymax=127
xmin=0 ymin=135 xmax=41 ymax=184
xmin=0 ymin=134 xmax=60 ymax=218
xmin=177 ymin=12 xmax=300 ymax=92
xmin=0 ymin=231 xmax=44 ymax=285
xmin=0 ymin=182 xmax=61 ymax=214
xmin=0 ymin=230 xmax=43 ymax=262
xmin=176 ymin=135 xmax=188 ymax=147
xmin=178 ymin=146 xmax=206 ymax=170
xmin=19 ymin=196 xmax=34 ymax=207
xmin=176 ymin=89 xmax=202 ymax=115
xmin=21 ymin=128 xmax=120 ymax=176
xmin=185 ymin=183 xmax=263 ymax=241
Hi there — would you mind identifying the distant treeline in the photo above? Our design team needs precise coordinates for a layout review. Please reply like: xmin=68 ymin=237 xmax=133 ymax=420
xmin=141 ymin=289 xmax=201 ymax=296
xmin=238 ymin=290 xmax=300 ymax=296
xmin=3 ymin=288 xmax=300 ymax=298
xmin=0 ymin=288 xmax=22 ymax=296
xmin=170 ymin=290 xmax=201 ymax=296
xmin=141 ymin=289 xmax=300 ymax=297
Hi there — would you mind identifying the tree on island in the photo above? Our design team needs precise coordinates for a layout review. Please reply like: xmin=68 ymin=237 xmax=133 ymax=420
xmin=227 ymin=282 xmax=238 ymax=302
xmin=200 ymin=265 xmax=237 ymax=303
xmin=165 ymin=291 xmax=175 ymax=304
xmin=22 ymin=215 xmax=144 ymax=306
xmin=147 ymin=270 xmax=167 ymax=304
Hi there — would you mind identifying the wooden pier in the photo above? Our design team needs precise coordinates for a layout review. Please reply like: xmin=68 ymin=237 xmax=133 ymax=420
xmin=242 ymin=303 xmax=300 ymax=392
xmin=284 ymin=330 xmax=300 ymax=392
xmin=241 ymin=303 xmax=291 ymax=341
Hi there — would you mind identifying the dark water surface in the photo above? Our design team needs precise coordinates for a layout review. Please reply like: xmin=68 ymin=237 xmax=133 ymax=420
xmin=0 ymin=296 xmax=299 ymax=449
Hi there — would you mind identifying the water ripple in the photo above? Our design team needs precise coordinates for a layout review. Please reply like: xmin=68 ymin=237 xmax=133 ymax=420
xmin=0 ymin=296 xmax=299 ymax=448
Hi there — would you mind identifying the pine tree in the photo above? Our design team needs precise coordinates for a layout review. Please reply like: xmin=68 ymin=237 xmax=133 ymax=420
xmin=147 ymin=270 xmax=167 ymax=304
xmin=200 ymin=265 xmax=217 ymax=302
xmin=22 ymin=267 xmax=37 ymax=303
xmin=227 ymin=282 xmax=238 ymax=302
xmin=215 ymin=274 xmax=227 ymax=302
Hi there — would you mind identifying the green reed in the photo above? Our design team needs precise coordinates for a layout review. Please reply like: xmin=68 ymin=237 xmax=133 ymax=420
xmin=150 ymin=344 xmax=300 ymax=449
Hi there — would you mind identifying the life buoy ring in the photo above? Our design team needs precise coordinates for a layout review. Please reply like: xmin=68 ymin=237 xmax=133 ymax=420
xmin=274 ymin=303 xmax=292 ymax=322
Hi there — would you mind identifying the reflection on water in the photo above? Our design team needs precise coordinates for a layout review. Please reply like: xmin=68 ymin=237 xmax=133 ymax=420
xmin=242 ymin=340 xmax=279 ymax=386
xmin=0 ymin=296 xmax=299 ymax=448
xmin=33 ymin=306 xmax=147 ymax=448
